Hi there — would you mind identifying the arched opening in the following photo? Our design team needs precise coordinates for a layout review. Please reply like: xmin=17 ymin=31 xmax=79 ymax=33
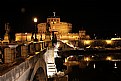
xmin=33 ymin=67 xmax=46 ymax=81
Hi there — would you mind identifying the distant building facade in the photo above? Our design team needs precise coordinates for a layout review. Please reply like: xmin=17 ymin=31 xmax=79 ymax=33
xmin=38 ymin=17 xmax=72 ymax=35
xmin=15 ymin=15 xmax=90 ymax=41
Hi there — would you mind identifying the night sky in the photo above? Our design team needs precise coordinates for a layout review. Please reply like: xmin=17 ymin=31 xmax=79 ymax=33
xmin=0 ymin=0 xmax=121 ymax=39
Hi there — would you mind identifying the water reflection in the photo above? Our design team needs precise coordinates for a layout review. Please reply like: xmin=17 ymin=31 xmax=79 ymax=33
xmin=93 ymin=63 xmax=96 ymax=69
xmin=62 ymin=53 xmax=121 ymax=81
xmin=114 ymin=62 xmax=117 ymax=68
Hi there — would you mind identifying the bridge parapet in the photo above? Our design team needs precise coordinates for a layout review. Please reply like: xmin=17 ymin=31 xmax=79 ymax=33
xmin=0 ymin=41 xmax=47 ymax=81
xmin=0 ymin=58 xmax=29 ymax=81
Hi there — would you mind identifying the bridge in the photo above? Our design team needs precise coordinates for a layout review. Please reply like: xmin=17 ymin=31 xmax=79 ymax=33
xmin=0 ymin=40 xmax=70 ymax=81
xmin=0 ymin=41 xmax=54 ymax=81
xmin=1 ymin=39 xmax=121 ymax=81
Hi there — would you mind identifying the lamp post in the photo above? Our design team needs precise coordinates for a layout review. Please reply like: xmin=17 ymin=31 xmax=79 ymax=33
xmin=33 ymin=17 xmax=38 ymax=41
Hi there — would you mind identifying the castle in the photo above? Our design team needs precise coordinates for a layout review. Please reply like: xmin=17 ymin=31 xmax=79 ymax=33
xmin=15 ymin=13 xmax=90 ymax=42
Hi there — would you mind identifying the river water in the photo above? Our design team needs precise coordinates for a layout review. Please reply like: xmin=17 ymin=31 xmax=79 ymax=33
xmin=55 ymin=53 xmax=121 ymax=81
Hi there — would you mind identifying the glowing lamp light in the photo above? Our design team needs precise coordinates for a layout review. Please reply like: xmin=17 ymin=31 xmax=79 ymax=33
xmin=34 ymin=17 xmax=37 ymax=23
xmin=84 ymin=57 xmax=90 ymax=61
xmin=84 ymin=40 xmax=91 ymax=45
xmin=106 ymin=40 xmax=112 ymax=44
xmin=106 ymin=56 xmax=112 ymax=61
xmin=25 ymin=32 xmax=27 ymax=35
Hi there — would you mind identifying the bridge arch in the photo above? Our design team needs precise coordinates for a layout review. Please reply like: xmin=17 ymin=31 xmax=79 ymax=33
xmin=33 ymin=67 xmax=46 ymax=81
xmin=29 ymin=56 xmax=47 ymax=81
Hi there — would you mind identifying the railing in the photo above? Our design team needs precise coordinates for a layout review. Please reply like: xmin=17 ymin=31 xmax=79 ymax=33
xmin=0 ymin=51 xmax=43 ymax=81
xmin=0 ymin=60 xmax=29 ymax=81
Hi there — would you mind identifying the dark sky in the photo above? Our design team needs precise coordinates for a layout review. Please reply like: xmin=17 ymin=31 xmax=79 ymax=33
xmin=0 ymin=0 xmax=121 ymax=38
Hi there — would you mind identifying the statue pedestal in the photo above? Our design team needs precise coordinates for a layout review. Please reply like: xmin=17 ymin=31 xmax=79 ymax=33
xmin=3 ymin=34 xmax=9 ymax=43
xmin=45 ymin=34 xmax=52 ymax=47
xmin=45 ymin=35 xmax=51 ymax=41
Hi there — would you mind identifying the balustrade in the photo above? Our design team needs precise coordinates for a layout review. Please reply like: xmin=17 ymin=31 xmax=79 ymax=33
xmin=0 ymin=41 xmax=47 ymax=81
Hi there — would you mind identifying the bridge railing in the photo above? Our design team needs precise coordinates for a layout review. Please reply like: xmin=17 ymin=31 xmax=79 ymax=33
xmin=0 ymin=50 xmax=45 ymax=81
xmin=0 ymin=60 xmax=29 ymax=81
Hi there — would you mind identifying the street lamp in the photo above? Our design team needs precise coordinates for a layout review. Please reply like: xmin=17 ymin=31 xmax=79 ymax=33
xmin=33 ymin=17 xmax=38 ymax=41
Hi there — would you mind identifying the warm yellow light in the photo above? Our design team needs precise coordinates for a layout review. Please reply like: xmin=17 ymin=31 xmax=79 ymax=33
xmin=106 ymin=40 xmax=112 ymax=44
xmin=84 ymin=40 xmax=91 ymax=45
xmin=35 ymin=52 xmax=40 ymax=54
xmin=84 ymin=57 xmax=90 ymax=61
xmin=61 ymin=40 xmax=69 ymax=43
xmin=65 ymin=58 xmax=67 ymax=62
xmin=106 ymin=56 xmax=112 ymax=60
xmin=34 ymin=17 xmax=37 ymax=22
xmin=25 ymin=32 xmax=27 ymax=34
xmin=111 ymin=38 xmax=121 ymax=40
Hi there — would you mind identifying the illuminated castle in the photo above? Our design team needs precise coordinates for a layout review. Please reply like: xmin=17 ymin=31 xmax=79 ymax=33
xmin=15 ymin=12 xmax=90 ymax=41
xmin=38 ymin=17 xmax=72 ymax=34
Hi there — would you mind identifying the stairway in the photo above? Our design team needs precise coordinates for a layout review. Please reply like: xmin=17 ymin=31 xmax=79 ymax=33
xmin=47 ymin=63 xmax=57 ymax=78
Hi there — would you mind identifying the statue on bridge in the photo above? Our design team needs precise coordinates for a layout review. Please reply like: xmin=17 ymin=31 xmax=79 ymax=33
xmin=45 ymin=22 xmax=51 ymax=42
xmin=3 ymin=23 xmax=10 ymax=43
xmin=46 ymin=22 xmax=50 ymax=35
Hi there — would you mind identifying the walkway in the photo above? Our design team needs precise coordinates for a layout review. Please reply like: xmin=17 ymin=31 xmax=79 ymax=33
xmin=44 ymin=47 xmax=57 ymax=78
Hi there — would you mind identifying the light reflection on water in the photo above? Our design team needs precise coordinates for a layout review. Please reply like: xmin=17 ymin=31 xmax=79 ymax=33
xmin=65 ymin=53 xmax=121 ymax=81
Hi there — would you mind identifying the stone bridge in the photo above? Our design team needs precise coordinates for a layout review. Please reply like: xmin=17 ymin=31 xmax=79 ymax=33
xmin=0 ymin=41 xmax=49 ymax=81
xmin=28 ymin=50 xmax=47 ymax=81
xmin=1 ymin=39 xmax=121 ymax=81
xmin=0 ymin=50 xmax=48 ymax=81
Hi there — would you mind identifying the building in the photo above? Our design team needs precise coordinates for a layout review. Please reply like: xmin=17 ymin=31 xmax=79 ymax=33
xmin=38 ymin=17 xmax=72 ymax=35
xmin=15 ymin=13 xmax=90 ymax=41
